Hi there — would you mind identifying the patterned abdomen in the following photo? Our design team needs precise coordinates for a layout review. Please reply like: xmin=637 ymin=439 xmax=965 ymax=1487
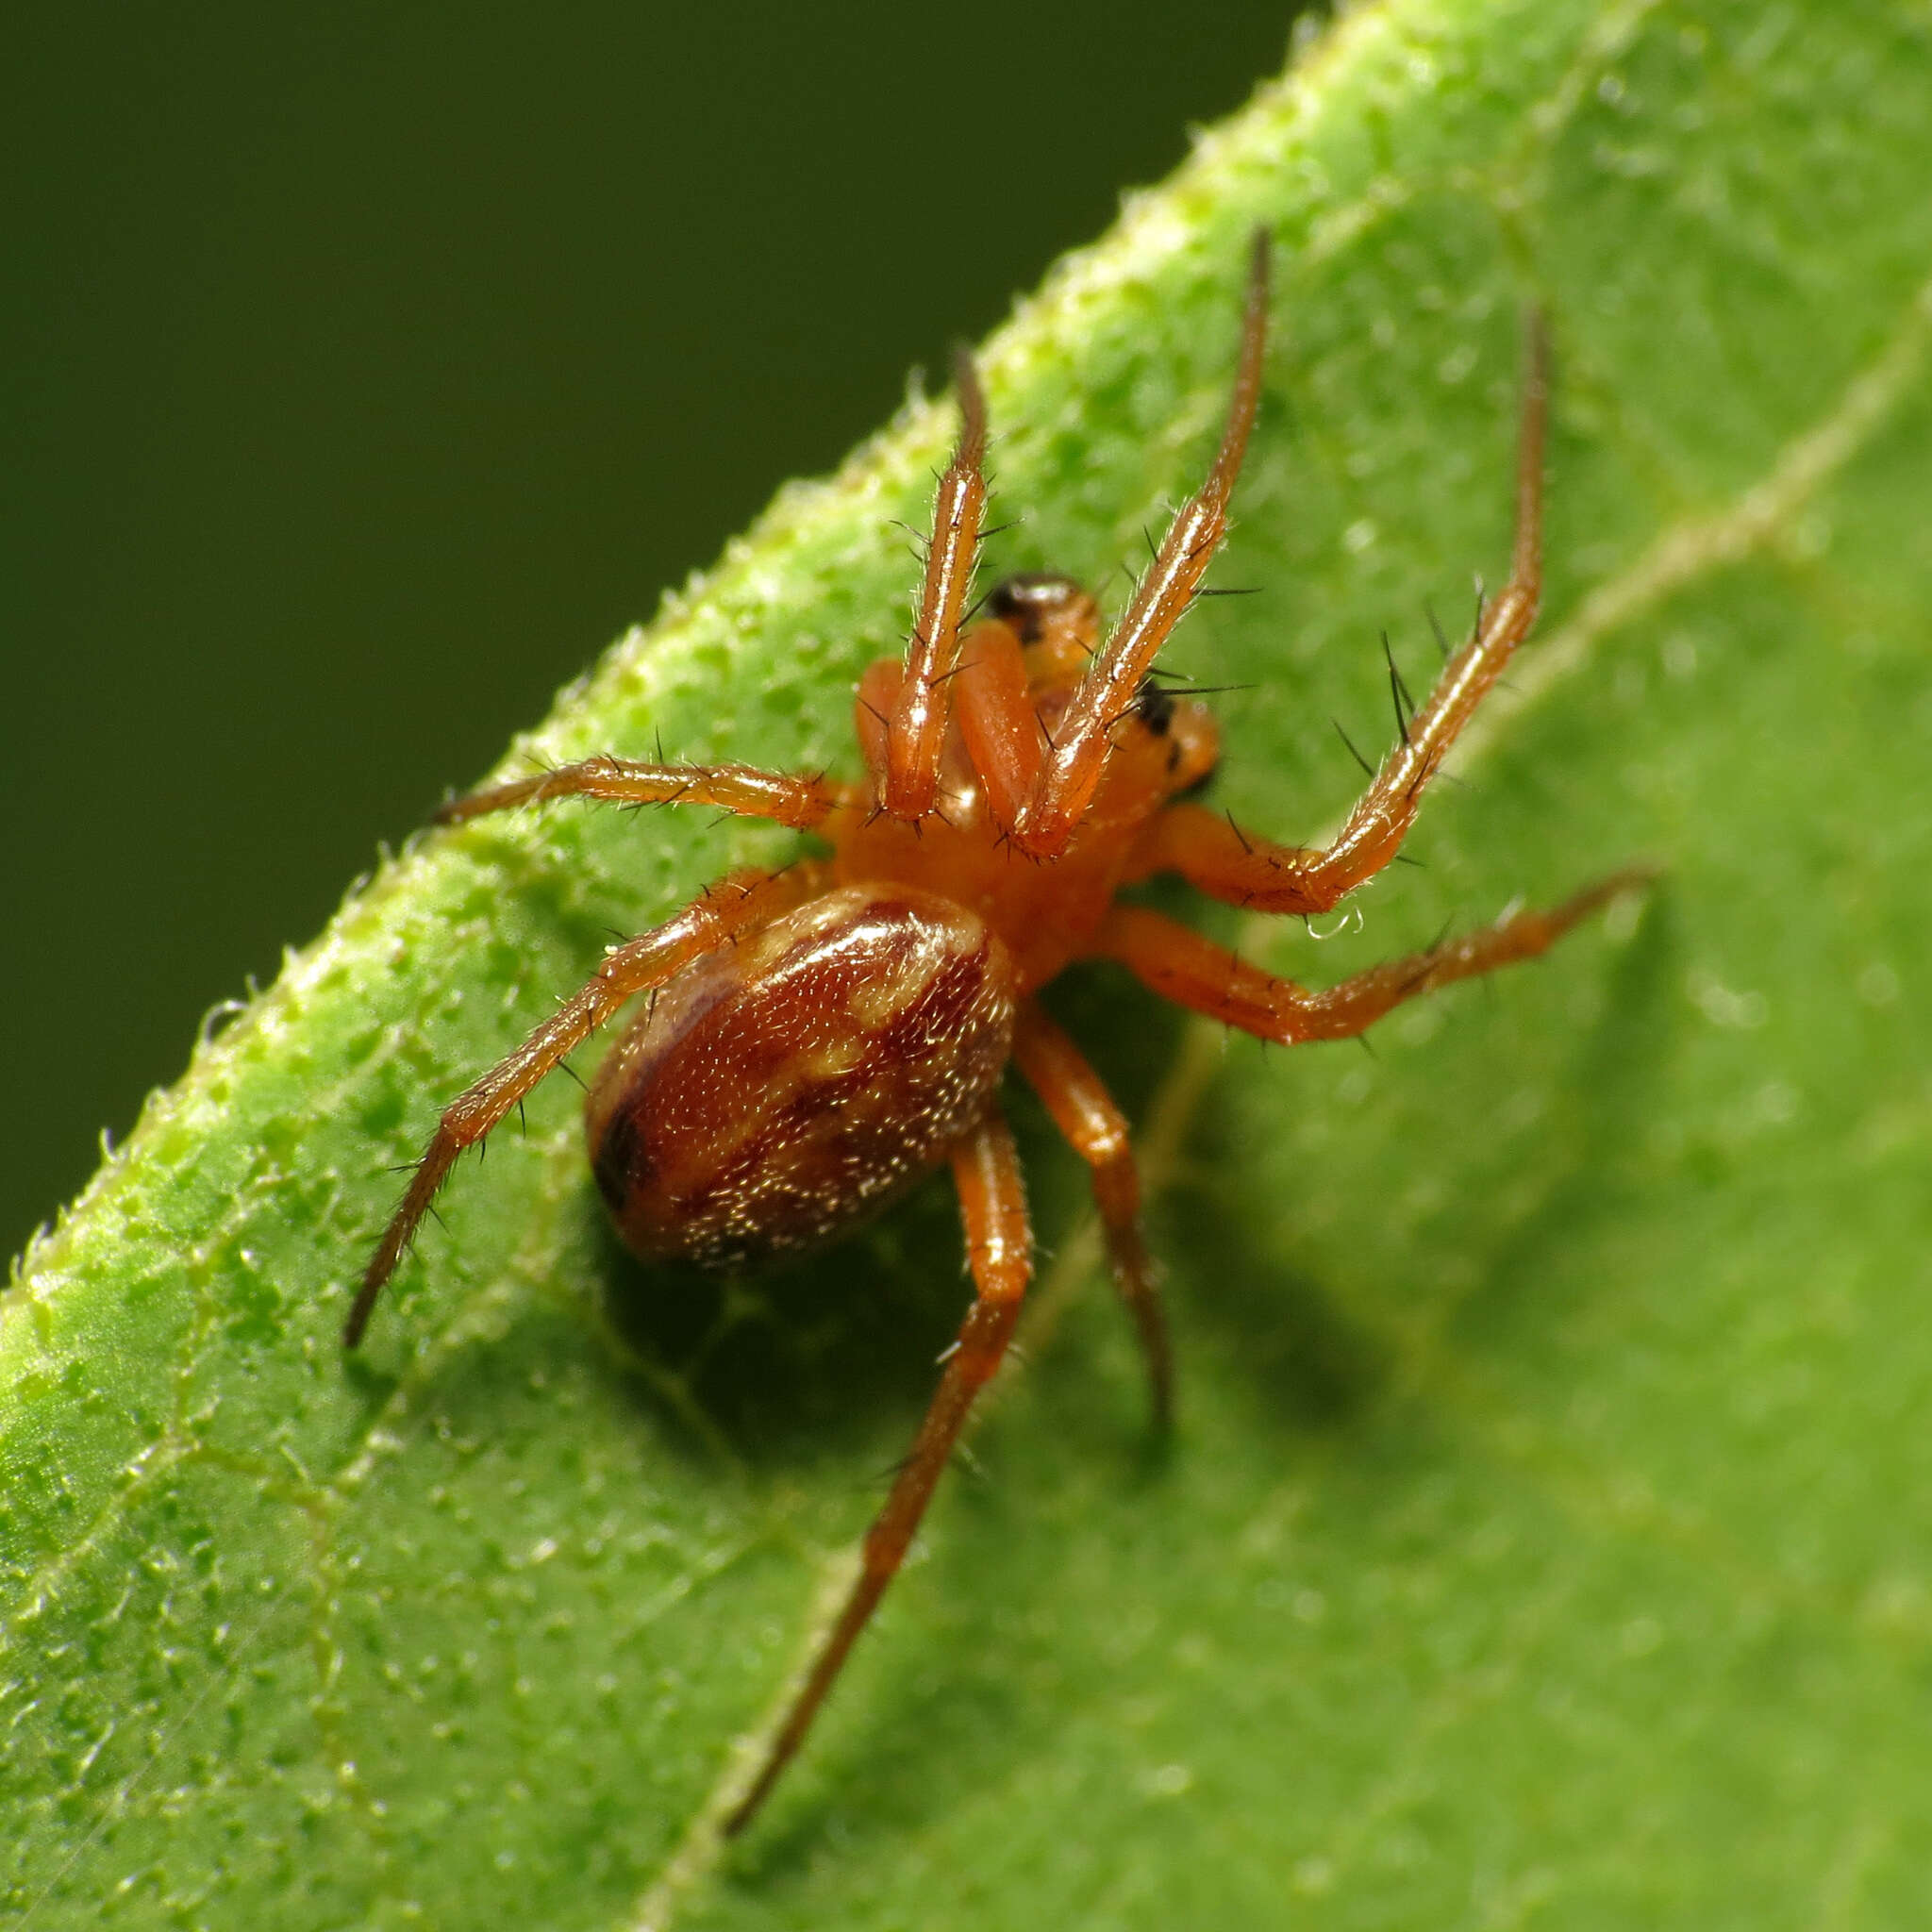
xmin=585 ymin=885 xmax=1016 ymax=1271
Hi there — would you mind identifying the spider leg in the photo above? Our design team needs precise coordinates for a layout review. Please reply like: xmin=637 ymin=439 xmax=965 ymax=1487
xmin=1011 ymin=1002 xmax=1170 ymax=1428
xmin=344 ymin=864 xmax=819 ymax=1347
xmin=435 ymin=757 xmax=853 ymax=832
xmin=724 ymin=1104 xmax=1031 ymax=1835
xmin=1123 ymin=311 xmax=1552 ymax=915
xmin=876 ymin=352 xmax=990 ymax=821
xmin=1090 ymin=868 xmax=1649 ymax=1045
xmin=1008 ymin=229 xmax=1271 ymax=859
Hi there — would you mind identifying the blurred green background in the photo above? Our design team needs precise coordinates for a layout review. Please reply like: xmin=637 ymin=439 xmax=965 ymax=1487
xmin=6 ymin=3 xmax=1309 ymax=1262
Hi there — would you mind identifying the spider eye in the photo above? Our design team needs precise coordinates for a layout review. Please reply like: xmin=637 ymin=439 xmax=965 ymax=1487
xmin=1130 ymin=673 xmax=1176 ymax=735
xmin=987 ymin=572 xmax=1085 ymax=644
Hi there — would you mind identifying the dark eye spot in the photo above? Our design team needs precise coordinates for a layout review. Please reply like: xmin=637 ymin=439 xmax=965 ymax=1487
xmin=988 ymin=573 xmax=1084 ymax=644
xmin=1131 ymin=674 xmax=1175 ymax=735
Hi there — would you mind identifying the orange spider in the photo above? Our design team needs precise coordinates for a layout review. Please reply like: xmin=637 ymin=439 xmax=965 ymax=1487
xmin=344 ymin=233 xmax=1641 ymax=1832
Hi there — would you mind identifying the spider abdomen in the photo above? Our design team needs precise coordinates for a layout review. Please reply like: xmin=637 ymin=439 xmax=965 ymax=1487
xmin=585 ymin=884 xmax=1017 ymax=1272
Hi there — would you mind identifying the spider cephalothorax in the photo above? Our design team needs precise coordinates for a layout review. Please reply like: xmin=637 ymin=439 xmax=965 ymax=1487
xmin=345 ymin=234 xmax=1641 ymax=1832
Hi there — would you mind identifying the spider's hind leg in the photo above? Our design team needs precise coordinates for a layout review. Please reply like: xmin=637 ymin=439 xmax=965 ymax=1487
xmin=1012 ymin=1001 xmax=1172 ymax=1429
xmin=724 ymin=1104 xmax=1033 ymax=1835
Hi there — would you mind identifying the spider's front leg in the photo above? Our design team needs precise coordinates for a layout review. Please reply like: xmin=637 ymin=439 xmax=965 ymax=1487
xmin=724 ymin=1104 xmax=1032 ymax=1836
xmin=1008 ymin=229 xmax=1272 ymax=858
xmin=1091 ymin=867 xmax=1650 ymax=1047
xmin=434 ymin=756 xmax=852 ymax=832
xmin=344 ymin=864 xmax=817 ymax=1346
xmin=1125 ymin=311 xmax=1553 ymax=916
xmin=876 ymin=351 xmax=990 ymax=823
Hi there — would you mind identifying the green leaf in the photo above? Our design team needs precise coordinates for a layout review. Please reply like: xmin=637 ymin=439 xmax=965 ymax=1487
xmin=8 ymin=0 xmax=1932 ymax=1924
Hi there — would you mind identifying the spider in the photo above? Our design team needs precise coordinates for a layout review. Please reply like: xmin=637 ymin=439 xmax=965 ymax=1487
xmin=344 ymin=233 xmax=1641 ymax=1833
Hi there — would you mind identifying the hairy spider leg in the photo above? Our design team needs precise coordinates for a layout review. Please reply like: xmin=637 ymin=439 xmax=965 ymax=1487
xmin=1120 ymin=310 xmax=1552 ymax=915
xmin=431 ymin=757 xmax=854 ymax=831
xmin=344 ymin=864 xmax=823 ymax=1346
xmin=1010 ymin=1002 xmax=1170 ymax=1427
xmin=1008 ymin=227 xmax=1273 ymax=859
xmin=1091 ymin=869 xmax=1650 ymax=1046
xmin=877 ymin=351 xmax=991 ymax=822
xmin=724 ymin=1104 xmax=1032 ymax=1835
